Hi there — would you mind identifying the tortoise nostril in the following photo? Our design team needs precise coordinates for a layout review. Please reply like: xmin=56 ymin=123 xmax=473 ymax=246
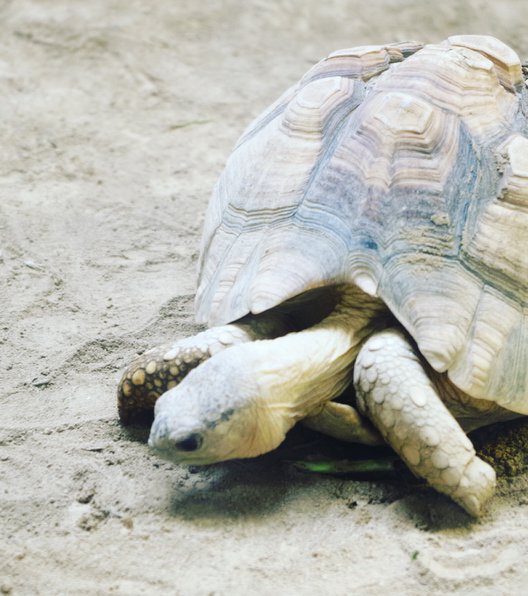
xmin=174 ymin=433 xmax=203 ymax=452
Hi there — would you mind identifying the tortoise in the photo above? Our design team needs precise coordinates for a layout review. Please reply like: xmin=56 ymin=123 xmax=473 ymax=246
xmin=118 ymin=35 xmax=528 ymax=516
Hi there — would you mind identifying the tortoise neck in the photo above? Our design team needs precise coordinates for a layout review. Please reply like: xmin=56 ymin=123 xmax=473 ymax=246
xmin=248 ymin=286 xmax=386 ymax=440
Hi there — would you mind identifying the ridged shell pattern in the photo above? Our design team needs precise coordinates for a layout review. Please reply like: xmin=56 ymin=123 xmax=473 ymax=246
xmin=196 ymin=36 xmax=528 ymax=412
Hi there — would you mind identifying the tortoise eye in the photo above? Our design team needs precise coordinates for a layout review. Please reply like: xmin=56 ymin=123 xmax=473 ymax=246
xmin=175 ymin=433 xmax=203 ymax=452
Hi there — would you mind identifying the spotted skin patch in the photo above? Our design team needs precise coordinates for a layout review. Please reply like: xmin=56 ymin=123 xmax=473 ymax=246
xmin=117 ymin=343 xmax=209 ymax=423
xmin=116 ymin=322 xmax=278 ymax=423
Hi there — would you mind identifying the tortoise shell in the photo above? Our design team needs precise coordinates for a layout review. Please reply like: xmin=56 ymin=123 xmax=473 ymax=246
xmin=195 ymin=35 xmax=528 ymax=413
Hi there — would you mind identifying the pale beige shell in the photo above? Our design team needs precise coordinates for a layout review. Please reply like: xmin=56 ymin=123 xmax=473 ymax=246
xmin=196 ymin=36 xmax=528 ymax=414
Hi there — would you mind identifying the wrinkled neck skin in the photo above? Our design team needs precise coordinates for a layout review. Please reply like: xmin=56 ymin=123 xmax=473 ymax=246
xmin=249 ymin=286 xmax=386 ymax=441
xmin=150 ymin=285 xmax=387 ymax=463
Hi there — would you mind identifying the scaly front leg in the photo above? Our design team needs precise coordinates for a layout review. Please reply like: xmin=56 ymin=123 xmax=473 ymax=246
xmin=354 ymin=328 xmax=496 ymax=516
xmin=117 ymin=315 xmax=291 ymax=423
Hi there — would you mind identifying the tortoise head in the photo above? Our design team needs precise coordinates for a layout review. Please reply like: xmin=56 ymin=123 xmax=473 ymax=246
xmin=148 ymin=345 xmax=290 ymax=465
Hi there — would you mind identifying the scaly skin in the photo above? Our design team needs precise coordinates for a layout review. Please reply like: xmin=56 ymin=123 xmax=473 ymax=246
xmin=354 ymin=328 xmax=496 ymax=516
xmin=148 ymin=287 xmax=388 ymax=462
xmin=120 ymin=289 xmax=515 ymax=516
xmin=117 ymin=316 xmax=292 ymax=422
xmin=118 ymin=303 xmax=382 ymax=445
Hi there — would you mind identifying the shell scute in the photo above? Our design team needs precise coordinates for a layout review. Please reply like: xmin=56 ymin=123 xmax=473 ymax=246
xmin=302 ymin=42 xmax=423 ymax=84
xmin=377 ymin=43 xmax=518 ymax=141
xmin=197 ymin=38 xmax=527 ymax=410
xmin=447 ymin=34 xmax=523 ymax=91
xmin=464 ymin=134 xmax=528 ymax=289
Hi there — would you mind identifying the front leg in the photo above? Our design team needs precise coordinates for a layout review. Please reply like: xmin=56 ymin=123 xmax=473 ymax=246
xmin=353 ymin=329 xmax=496 ymax=516
xmin=117 ymin=315 xmax=290 ymax=423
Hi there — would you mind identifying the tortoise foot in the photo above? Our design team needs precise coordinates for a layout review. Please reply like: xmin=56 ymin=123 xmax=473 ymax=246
xmin=117 ymin=325 xmax=257 ymax=423
xmin=354 ymin=328 xmax=496 ymax=517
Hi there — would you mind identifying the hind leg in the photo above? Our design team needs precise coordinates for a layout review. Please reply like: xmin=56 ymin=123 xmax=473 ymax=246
xmin=117 ymin=314 xmax=290 ymax=423
xmin=353 ymin=329 xmax=496 ymax=516
xmin=303 ymin=401 xmax=383 ymax=445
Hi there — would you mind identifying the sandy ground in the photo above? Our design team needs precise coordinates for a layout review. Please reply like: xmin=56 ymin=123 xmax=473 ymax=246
xmin=2 ymin=1 xmax=528 ymax=594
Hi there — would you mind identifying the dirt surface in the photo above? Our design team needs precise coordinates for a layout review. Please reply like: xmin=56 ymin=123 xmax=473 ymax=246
xmin=2 ymin=1 xmax=528 ymax=594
